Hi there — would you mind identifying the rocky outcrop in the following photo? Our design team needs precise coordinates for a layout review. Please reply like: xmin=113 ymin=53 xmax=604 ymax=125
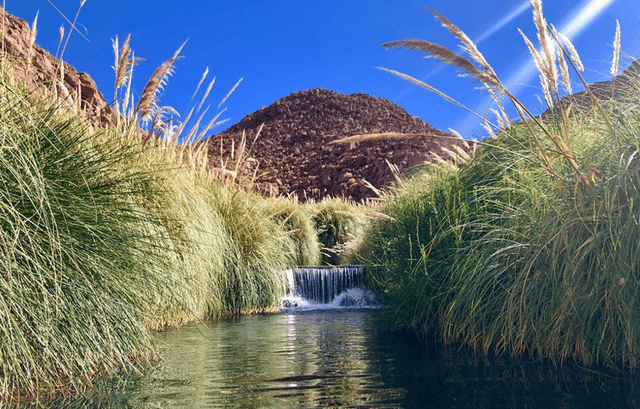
xmin=0 ymin=7 xmax=112 ymax=128
xmin=205 ymin=88 xmax=472 ymax=202
xmin=546 ymin=60 xmax=640 ymax=117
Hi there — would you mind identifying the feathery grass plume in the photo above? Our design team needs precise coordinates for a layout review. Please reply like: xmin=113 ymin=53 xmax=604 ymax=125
xmin=425 ymin=7 xmax=502 ymax=90
xmin=218 ymin=77 xmax=243 ymax=108
xmin=145 ymin=105 xmax=179 ymax=143
xmin=554 ymin=28 xmax=572 ymax=94
xmin=113 ymin=35 xmax=131 ymax=87
xmin=198 ymin=76 xmax=216 ymax=112
xmin=134 ymin=40 xmax=186 ymax=124
xmin=25 ymin=11 xmax=38 ymax=76
xmin=112 ymin=34 xmax=144 ymax=115
xmin=55 ymin=25 xmax=64 ymax=58
xmin=558 ymin=32 xmax=584 ymax=72
xmin=191 ymin=66 xmax=210 ymax=102
xmin=611 ymin=19 xmax=621 ymax=77
xmin=530 ymin=0 xmax=558 ymax=97
xmin=519 ymin=28 xmax=553 ymax=106
xmin=382 ymin=39 xmax=485 ymax=84
xmin=491 ymin=108 xmax=509 ymax=130
xmin=548 ymin=26 xmax=614 ymax=133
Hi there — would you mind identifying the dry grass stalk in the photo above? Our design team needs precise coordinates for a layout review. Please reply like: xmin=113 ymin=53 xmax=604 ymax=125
xmin=135 ymin=40 xmax=186 ymax=123
xmin=191 ymin=67 xmax=209 ymax=101
xmin=377 ymin=67 xmax=499 ymax=129
xmin=58 ymin=0 xmax=86 ymax=62
xmin=331 ymin=132 xmax=437 ymax=146
xmin=611 ymin=19 xmax=621 ymax=77
xmin=218 ymin=78 xmax=243 ymax=108
xmin=25 ymin=11 xmax=38 ymax=77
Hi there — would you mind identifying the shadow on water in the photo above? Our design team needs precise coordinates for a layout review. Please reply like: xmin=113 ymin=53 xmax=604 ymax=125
xmin=45 ymin=310 xmax=640 ymax=409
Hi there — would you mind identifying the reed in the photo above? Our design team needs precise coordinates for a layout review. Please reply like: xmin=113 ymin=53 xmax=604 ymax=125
xmin=0 ymin=17 xmax=317 ymax=403
xmin=355 ymin=1 xmax=640 ymax=368
xmin=312 ymin=197 xmax=366 ymax=265
xmin=0 ymin=77 xmax=163 ymax=402
xmin=264 ymin=197 xmax=322 ymax=267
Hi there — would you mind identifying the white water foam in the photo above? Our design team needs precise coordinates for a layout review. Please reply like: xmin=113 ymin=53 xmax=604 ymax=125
xmin=281 ymin=265 xmax=382 ymax=311
xmin=281 ymin=288 xmax=382 ymax=311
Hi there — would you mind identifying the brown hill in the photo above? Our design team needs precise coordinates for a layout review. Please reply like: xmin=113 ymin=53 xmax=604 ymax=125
xmin=205 ymin=88 xmax=471 ymax=202
xmin=0 ymin=7 xmax=112 ymax=128
xmin=545 ymin=60 xmax=640 ymax=117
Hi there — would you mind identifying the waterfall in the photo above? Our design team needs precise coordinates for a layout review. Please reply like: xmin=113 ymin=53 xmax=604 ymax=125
xmin=282 ymin=265 xmax=380 ymax=309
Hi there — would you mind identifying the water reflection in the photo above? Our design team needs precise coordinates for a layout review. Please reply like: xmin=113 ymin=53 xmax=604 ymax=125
xmin=51 ymin=310 xmax=640 ymax=408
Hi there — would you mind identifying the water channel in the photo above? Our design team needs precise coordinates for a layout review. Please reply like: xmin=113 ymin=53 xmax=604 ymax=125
xmin=57 ymin=267 xmax=640 ymax=408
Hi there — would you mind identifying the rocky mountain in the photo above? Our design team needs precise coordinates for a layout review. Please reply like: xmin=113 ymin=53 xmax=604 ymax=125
xmin=0 ymin=7 xmax=112 ymax=128
xmin=205 ymin=88 xmax=472 ymax=202
xmin=2 ymin=8 xmax=473 ymax=203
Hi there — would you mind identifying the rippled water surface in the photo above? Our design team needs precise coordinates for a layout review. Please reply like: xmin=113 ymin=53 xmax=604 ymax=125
xmin=68 ymin=309 xmax=640 ymax=408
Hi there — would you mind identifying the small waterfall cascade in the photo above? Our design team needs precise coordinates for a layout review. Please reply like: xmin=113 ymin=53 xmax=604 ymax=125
xmin=281 ymin=265 xmax=381 ymax=309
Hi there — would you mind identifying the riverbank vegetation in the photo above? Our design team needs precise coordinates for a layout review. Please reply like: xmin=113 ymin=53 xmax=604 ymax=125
xmin=352 ymin=1 xmax=640 ymax=369
xmin=0 ymin=49 xmax=363 ymax=406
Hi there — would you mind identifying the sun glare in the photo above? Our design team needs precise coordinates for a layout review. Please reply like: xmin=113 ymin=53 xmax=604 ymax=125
xmin=456 ymin=0 xmax=619 ymax=137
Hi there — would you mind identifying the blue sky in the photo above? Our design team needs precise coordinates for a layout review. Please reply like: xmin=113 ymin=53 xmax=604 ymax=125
xmin=5 ymin=0 xmax=639 ymax=141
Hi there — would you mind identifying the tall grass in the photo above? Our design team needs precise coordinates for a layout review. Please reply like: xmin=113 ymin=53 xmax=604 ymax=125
xmin=312 ymin=197 xmax=366 ymax=265
xmin=355 ymin=2 xmax=640 ymax=368
xmin=0 ymin=31 xmax=323 ymax=404
xmin=0 ymin=78 xmax=163 ymax=402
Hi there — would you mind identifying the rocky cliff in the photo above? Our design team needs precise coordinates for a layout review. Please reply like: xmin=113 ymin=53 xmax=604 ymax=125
xmin=0 ymin=7 xmax=112 ymax=128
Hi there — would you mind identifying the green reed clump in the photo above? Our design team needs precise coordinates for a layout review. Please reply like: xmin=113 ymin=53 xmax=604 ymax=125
xmin=352 ymin=159 xmax=471 ymax=328
xmin=356 ymin=108 xmax=640 ymax=366
xmin=355 ymin=1 xmax=640 ymax=368
xmin=0 ymin=62 xmax=305 ymax=403
xmin=0 ymin=79 xmax=167 ymax=402
xmin=311 ymin=198 xmax=365 ymax=265
xmin=264 ymin=197 xmax=322 ymax=267
xmin=206 ymin=184 xmax=296 ymax=313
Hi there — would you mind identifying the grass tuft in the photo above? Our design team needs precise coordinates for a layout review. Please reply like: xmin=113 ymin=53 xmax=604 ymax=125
xmin=355 ymin=0 xmax=640 ymax=369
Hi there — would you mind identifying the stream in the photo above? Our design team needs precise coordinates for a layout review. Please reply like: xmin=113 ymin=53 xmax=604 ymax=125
xmin=53 ymin=267 xmax=640 ymax=408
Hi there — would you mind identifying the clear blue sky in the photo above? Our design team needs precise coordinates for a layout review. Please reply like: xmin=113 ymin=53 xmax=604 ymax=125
xmin=5 ymin=0 xmax=640 ymax=140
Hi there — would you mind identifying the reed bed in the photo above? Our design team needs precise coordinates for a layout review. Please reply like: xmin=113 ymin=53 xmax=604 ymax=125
xmin=0 ymin=62 xmax=311 ymax=405
xmin=0 ymin=80 xmax=161 ymax=403
xmin=312 ymin=197 xmax=366 ymax=265
xmin=354 ymin=1 xmax=640 ymax=368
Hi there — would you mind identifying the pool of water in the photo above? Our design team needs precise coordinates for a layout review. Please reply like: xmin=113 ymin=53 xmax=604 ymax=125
xmin=57 ymin=308 xmax=640 ymax=409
